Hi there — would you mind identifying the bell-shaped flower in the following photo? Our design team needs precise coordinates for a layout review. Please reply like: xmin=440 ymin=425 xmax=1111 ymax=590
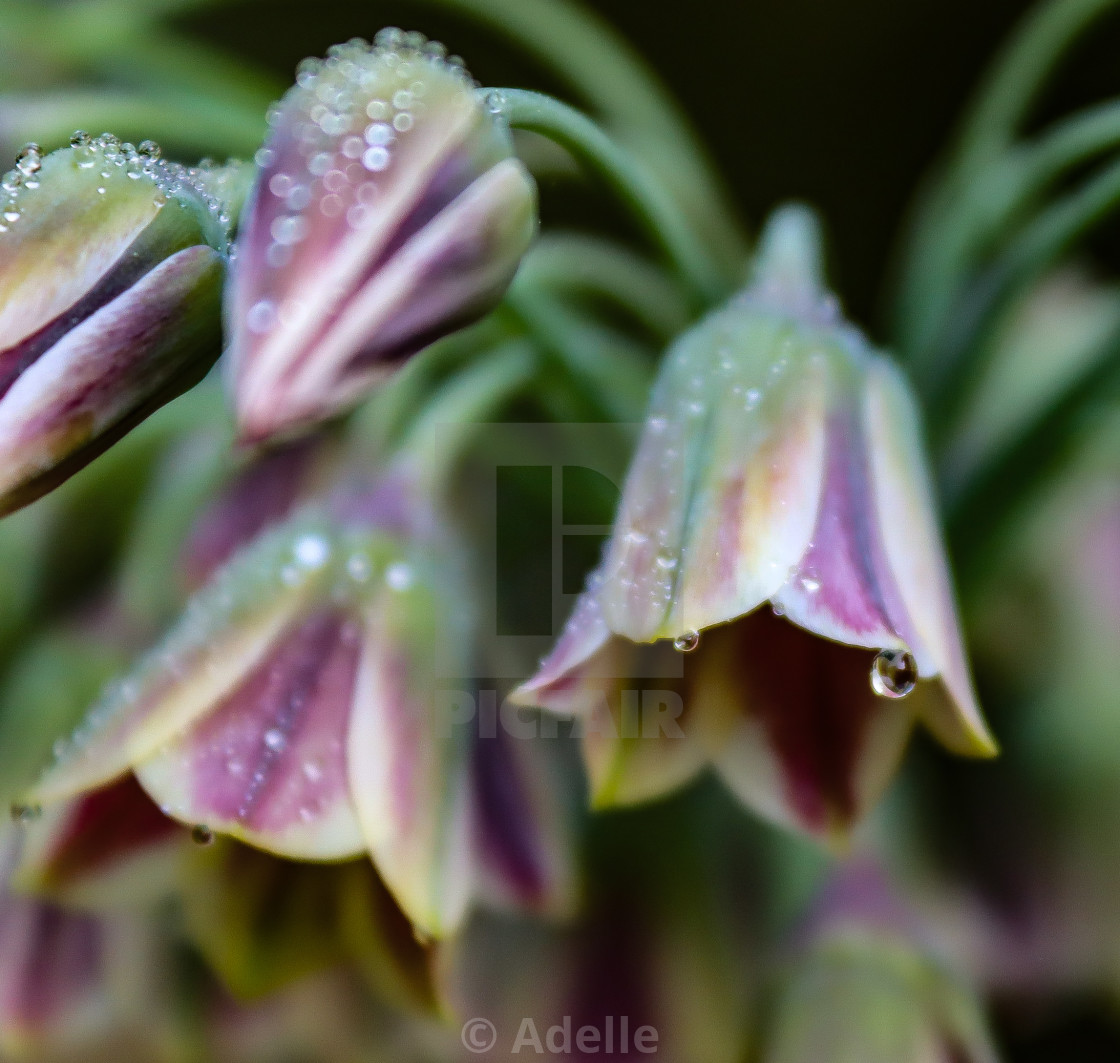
xmin=512 ymin=205 xmax=996 ymax=838
xmin=0 ymin=135 xmax=230 ymax=515
xmin=21 ymin=463 xmax=571 ymax=939
xmin=0 ymin=825 xmax=179 ymax=1061
xmin=761 ymin=862 xmax=1000 ymax=1063
xmin=227 ymin=30 xmax=538 ymax=443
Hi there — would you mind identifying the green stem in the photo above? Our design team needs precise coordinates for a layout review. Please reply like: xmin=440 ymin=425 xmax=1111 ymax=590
xmin=506 ymin=285 xmax=652 ymax=425
xmin=501 ymin=88 xmax=728 ymax=307
xmin=893 ymin=0 xmax=1120 ymax=358
xmin=395 ymin=341 xmax=539 ymax=491
xmin=926 ymin=153 xmax=1120 ymax=428
xmin=902 ymin=99 xmax=1120 ymax=378
xmin=516 ymin=234 xmax=691 ymax=339
xmin=953 ymin=0 xmax=1120 ymax=173
xmin=948 ymin=330 xmax=1120 ymax=594
xmin=0 ymin=90 xmax=265 ymax=158
xmin=89 ymin=0 xmax=747 ymax=274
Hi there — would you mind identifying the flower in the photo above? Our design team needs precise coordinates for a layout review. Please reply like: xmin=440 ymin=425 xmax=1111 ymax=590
xmin=0 ymin=135 xmax=230 ymax=516
xmin=760 ymin=862 xmax=999 ymax=1063
xmin=511 ymin=205 xmax=996 ymax=838
xmin=21 ymin=462 xmax=572 ymax=939
xmin=0 ymin=824 xmax=179 ymax=1061
xmin=227 ymin=30 xmax=538 ymax=444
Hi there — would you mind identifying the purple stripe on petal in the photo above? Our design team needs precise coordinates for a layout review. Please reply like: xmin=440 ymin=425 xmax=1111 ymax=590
xmin=136 ymin=610 xmax=365 ymax=860
xmin=697 ymin=609 xmax=913 ymax=834
xmin=0 ymin=216 xmax=180 ymax=401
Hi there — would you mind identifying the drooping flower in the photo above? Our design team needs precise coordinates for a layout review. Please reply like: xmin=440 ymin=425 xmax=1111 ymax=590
xmin=760 ymin=862 xmax=1000 ymax=1063
xmin=227 ymin=30 xmax=538 ymax=443
xmin=0 ymin=135 xmax=230 ymax=516
xmin=512 ymin=205 xmax=996 ymax=838
xmin=22 ymin=460 xmax=572 ymax=939
xmin=0 ymin=824 xmax=180 ymax=1062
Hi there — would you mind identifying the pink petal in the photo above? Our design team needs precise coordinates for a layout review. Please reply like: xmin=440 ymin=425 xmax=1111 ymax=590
xmin=136 ymin=610 xmax=365 ymax=860
xmin=348 ymin=586 xmax=476 ymax=937
xmin=862 ymin=358 xmax=996 ymax=756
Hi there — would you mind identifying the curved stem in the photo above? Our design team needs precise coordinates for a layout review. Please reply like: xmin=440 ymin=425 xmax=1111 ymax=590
xmin=927 ymin=153 xmax=1120 ymax=426
xmin=394 ymin=340 xmax=539 ymax=492
xmin=500 ymin=89 xmax=729 ymax=307
xmin=902 ymin=99 xmax=1120 ymax=377
xmin=516 ymin=235 xmax=692 ymax=339
xmin=89 ymin=0 xmax=748 ymax=274
xmin=953 ymin=0 xmax=1120 ymax=172
xmin=0 ymin=90 xmax=265 ymax=159
xmin=948 ymin=332 xmax=1120 ymax=593
xmin=506 ymin=285 xmax=652 ymax=425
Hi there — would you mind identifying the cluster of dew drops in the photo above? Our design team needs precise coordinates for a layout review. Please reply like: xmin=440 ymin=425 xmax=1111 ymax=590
xmin=245 ymin=27 xmax=486 ymax=337
xmin=0 ymin=132 xmax=233 ymax=239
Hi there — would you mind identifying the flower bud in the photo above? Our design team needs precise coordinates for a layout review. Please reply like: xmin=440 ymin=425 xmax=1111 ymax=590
xmin=227 ymin=31 xmax=537 ymax=443
xmin=762 ymin=865 xmax=999 ymax=1063
xmin=0 ymin=135 xmax=229 ymax=515
xmin=513 ymin=205 xmax=996 ymax=837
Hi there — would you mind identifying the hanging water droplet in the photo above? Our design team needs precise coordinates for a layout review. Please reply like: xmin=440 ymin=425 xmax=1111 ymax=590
xmin=191 ymin=824 xmax=214 ymax=846
xmin=14 ymin=143 xmax=41 ymax=178
xmin=870 ymin=649 xmax=918 ymax=699
xmin=673 ymin=630 xmax=700 ymax=653
xmin=9 ymin=802 xmax=42 ymax=824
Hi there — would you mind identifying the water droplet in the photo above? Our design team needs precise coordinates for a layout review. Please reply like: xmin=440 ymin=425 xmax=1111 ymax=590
xmin=744 ymin=388 xmax=762 ymax=410
xmin=870 ymin=649 xmax=918 ymax=699
xmin=9 ymin=802 xmax=42 ymax=824
xmin=484 ymin=89 xmax=507 ymax=116
xmin=293 ymin=533 xmax=330 ymax=569
xmin=191 ymin=824 xmax=214 ymax=846
xmin=264 ymin=728 xmax=287 ymax=752
xmin=673 ymin=630 xmax=700 ymax=653
xmin=14 ymin=143 xmax=41 ymax=178
xmin=137 ymin=140 xmax=161 ymax=160
xmin=385 ymin=561 xmax=413 ymax=591
xmin=69 ymin=130 xmax=92 ymax=149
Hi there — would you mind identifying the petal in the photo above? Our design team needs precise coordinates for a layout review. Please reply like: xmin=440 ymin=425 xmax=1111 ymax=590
xmin=863 ymin=359 xmax=996 ymax=756
xmin=579 ymin=642 xmax=709 ymax=808
xmin=13 ymin=777 xmax=185 ymax=907
xmin=0 ymin=148 xmax=163 ymax=350
xmin=348 ymin=578 xmax=476 ymax=938
xmin=507 ymin=588 xmax=614 ymax=716
xmin=0 ymin=244 xmax=224 ymax=514
xmin=597 ymin=301 xmax=829 ymax=641
xmin=266 ymin=158 xmax=535 ymax=436
xmin=136 ymin=610 xmax=365 ymax=861
xmin=692 ymin=610 xmax=915 ymax=838
xmin=473 ymin=726 xmax=578 ymax=916
xmin=771 ymin=353 xmax=910 ymax=652
xmin=25 ymin=518 xmax=337 ymax=806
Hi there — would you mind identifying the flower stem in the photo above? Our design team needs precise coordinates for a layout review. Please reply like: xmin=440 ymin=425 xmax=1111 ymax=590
xmin=927 ymin=154 xmax=1120 ymax=431
xmin=516 ymin=235 xmax=692 ymax=340
xmin=395 ymin=341 xmax=540 ymax=492
xmin=499 ymin=89 xmax=730 ymax=308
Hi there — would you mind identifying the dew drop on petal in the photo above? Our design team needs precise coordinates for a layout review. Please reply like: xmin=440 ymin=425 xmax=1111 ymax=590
xmin=263 ymin=728 xmax=287 ymax=753
xmin=191 ymin=824 xmax=214 ymax=846
xmin=673 ymin=630 xmax=700 ymax=653
xmin=870 ymin=649 xmax=918 ymax=699
xmin=385 ymin=561 xmax=413 ymax=591
xmin=9 ymin=802 xmax=42 ymax=824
